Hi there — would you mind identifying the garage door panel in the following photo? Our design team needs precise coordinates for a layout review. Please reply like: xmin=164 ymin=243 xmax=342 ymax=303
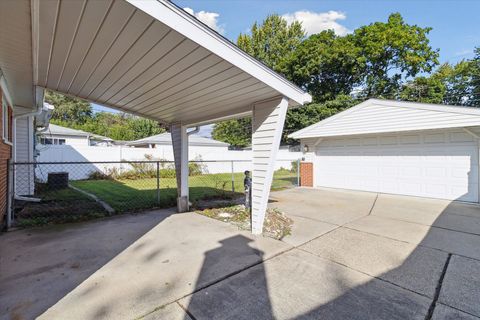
xmin=315 ymin=131 xmax=479 ymax=203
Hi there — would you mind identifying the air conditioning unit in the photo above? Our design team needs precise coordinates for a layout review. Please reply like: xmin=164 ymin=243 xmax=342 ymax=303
xmin=35 ymin=102 xmax=54 ymax=128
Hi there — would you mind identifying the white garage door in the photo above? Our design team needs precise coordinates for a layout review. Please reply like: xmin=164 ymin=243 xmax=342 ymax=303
xmin=315 ymin=130 xmax=479 ymax=202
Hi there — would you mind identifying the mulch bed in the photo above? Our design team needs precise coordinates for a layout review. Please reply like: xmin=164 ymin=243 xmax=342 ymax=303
xmin=196 ymin=204 xmax=293 ymax=240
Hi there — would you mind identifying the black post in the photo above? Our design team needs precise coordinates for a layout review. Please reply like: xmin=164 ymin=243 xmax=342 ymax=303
xmin=156 ymin=161 xmax=160 ymax=205
xmin=244 ymin=170 xmax=252 ymax=210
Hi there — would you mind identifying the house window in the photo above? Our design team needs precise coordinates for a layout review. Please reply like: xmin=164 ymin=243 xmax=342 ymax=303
xmin=2 ymin=94 xmax=10 ymax=143
xmin=41 ymin=137 xmax=66 ymax=145
xmin=41 ymin=138 xmax=53 ymax=145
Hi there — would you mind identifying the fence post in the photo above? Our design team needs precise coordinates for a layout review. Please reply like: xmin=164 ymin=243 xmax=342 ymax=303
xmin=6 ymin=160 xmax=15 ymax=228
xmin=231 ymin=161 xmax=235 ymax=192
xmin=297 ymin=158 xmax=300 ymax=187
xmin=156 ymin=161 xmax=160 ymax=205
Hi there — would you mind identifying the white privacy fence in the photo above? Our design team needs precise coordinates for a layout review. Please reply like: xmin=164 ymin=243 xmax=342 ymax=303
xmin=35 ymin=144 xmax=301 ymax=177
xmin=14 ymin=145 xmax=301 ymax=194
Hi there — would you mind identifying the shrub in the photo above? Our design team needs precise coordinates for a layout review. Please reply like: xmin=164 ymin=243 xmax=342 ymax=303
xmin=189 ymin=162 xmax=203 ymax=176
xmin=290 ymin=160 xmax=299 ymax=173
xmin=87 ymin=170 xmax=112 ymax=180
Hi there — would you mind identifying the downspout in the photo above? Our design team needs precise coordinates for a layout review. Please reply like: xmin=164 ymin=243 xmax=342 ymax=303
xmin=7 ymin=88 xmax=45 ymax=228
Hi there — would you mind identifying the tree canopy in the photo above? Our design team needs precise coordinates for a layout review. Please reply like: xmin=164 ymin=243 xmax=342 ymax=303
xmin=237 ymin=14 xmax=305 ymax=74
xmin=353 ymin=13 xmax=439 ymax=99
xmin=213 ymin=12 xmax=445 ymax=147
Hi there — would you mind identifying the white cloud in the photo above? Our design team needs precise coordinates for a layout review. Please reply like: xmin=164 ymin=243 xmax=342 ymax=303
xmin=184 ymin=7 xmax=225 ymax=35
xmin=282 ymin=10 xmax=350 ymax=36
xmin=454 ymin=49 xmax=473 ymax=57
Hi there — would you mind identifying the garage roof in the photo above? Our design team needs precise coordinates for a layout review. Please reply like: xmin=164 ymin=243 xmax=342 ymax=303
xmin=126 ymin=132 xmax=228 ymax=147
xmin=0 ymin=0 xmax=311 ymax=125
xmin=289 ymin=99 xmax=480 ymax=139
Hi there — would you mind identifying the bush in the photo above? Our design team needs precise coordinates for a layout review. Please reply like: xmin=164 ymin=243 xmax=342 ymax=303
xmin=159 ymin=168 xmax=176 ymax=178
xmin=189 ymin=162 xmax=203 ymax=176
xmin=290 ymin=160 xmax=299 ymax=173
xmin=87 ymin=170 xmax=113 ymax=180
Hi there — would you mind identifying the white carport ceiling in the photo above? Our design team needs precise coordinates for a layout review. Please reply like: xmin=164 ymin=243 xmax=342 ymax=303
xmin=0 ymin=0 xmax=310 ymax=125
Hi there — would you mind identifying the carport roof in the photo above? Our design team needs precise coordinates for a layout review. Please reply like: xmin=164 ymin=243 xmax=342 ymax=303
xmin=289 ymin=99 xmax=480 ymax=139
xmin=0 ymin=0 xmax=311 ymax=125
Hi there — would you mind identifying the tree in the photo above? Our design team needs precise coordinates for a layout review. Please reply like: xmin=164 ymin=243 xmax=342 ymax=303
xmin=214 ymin=13 xmax=440 ymax=145
xmin=286 ymin=31 xmax=363 ymax=102
xmin=353 ymin=13 xmax=439 ymax=98
xmin=400 ymin=76 xmax=445 ymax=104
xmin=79 ymin=113 xmax=166 ymax=141
xmin=237 ymin=14 xmax=305 ymax=74
xmin=433 ymin=60 xmax=475 ymax=106
xmin=212 ymin=118 xmax=252 ymax=148
xmin=469 ymin=47 xmax=480 ymax=107
xmin=214 ymin=14 xmax=305 ymax=146
xmin=45 ymin=90 xmax=92 ymax=124
xmin=47 ymin=90 xmax=166 ymax=141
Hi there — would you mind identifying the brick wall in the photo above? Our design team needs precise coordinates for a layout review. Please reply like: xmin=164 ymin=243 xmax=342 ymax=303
xmin=300 ymin=162 xmax=313 ymax=187
xmin=0 ymin=89 xmax=13 ymax=226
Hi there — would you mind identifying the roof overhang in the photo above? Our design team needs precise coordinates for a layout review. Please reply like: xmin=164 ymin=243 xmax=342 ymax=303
xmin=0 ymin=0 xmax=311 ymax=126
xmin=290 ymin=99 xmax=480 ymax=139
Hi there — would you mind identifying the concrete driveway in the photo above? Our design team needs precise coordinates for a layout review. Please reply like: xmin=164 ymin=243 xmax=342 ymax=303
xmin=1 ymin=188 xmax=480 ymax=319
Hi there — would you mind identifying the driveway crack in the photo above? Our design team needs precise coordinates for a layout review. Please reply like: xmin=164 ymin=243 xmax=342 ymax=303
xmin=425 ymin=253 xmax=452 ymax=320
xmin=367 ymin=193 xmax=379 ymax=215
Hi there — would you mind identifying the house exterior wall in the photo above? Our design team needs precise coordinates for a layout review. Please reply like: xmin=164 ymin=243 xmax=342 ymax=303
xmin=38 ymin=134 xmax=89 ymax=147
xmin=0 ymin=88 xmax=13 ymax=225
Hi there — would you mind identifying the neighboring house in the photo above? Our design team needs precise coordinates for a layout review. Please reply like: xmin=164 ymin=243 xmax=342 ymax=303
xmin=126 ymin=132 xmax=228 ymax=148
xmin=38 ymin=124 xmax=114 ymax=147
xmin=125 ymin=132 xmax=229 ymax=161
xmin=291 ymin=99 xmax=480 ymax=203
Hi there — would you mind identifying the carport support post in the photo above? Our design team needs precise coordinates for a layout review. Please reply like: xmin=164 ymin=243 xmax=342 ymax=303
xmin=171 ymin=123 xmax=189 ymax=212
xmin=251 ymin=96 xmax=289 ymax=234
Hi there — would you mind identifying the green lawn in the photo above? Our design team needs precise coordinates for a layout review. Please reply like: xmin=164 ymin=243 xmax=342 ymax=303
xmin=70 ymin=171 xmax=297 ymax=213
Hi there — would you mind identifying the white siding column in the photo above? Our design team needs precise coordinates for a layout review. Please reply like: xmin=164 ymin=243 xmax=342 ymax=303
xmin=171 ymin=123 xmax=189 ymax=212
xmin=251 ymin=96 xmax=289 ymax=234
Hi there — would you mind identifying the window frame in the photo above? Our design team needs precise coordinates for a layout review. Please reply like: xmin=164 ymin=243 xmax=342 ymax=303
xmin=2 ymin=93 xmax=12 ymax=144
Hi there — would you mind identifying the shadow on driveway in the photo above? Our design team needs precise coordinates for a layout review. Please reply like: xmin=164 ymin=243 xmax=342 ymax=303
xmin=179 ymin=188 xmax=480 ymax=319
xmin=0 ymin=209 xmax=176 ymax=320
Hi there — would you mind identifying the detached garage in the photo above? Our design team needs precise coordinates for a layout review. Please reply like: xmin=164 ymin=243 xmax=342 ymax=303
xmin=290 ymin=99 xmax=480 ymax=203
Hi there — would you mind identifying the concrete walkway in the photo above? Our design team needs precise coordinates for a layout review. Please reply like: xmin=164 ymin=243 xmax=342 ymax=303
xmin=1 ymin=188 xmax=480 ymax=319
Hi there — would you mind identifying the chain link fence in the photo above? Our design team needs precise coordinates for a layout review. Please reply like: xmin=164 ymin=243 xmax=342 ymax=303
xmin=11 ymin=159 xmax=300 ymax=227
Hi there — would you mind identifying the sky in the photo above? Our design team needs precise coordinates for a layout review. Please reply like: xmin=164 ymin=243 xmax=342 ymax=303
xmin=94 ymin=0 xmax=480 ymax=137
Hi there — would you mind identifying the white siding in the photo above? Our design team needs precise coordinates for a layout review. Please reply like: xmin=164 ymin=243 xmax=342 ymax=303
xmin=251 ymin=97 xmax=288 ymax=234
xmin=310 ymin=128 xmax=479 ymax=202
xmin=38 ymin=134 xmax=89 ymax=147
xmin=291 ymin=99 xmax=480 ymax=139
